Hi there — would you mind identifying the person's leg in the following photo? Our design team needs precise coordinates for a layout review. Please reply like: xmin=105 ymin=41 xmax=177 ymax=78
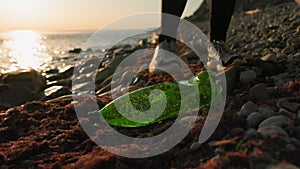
xmin=149 ymin=0 xmax=188 ymax=74
xmin=206 ymin=0 xmax=239 ymax=67
xmin=159 ymin=0 xmax=188 ymax=42
xmin=209 ymin=0 xmax=236 ymax=42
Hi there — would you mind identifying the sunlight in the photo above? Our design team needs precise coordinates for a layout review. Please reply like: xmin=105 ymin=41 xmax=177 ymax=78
xmin=1 ymin=30 xmax=47 ymax=73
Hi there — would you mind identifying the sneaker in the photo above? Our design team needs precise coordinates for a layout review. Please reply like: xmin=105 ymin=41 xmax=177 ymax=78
xmin=207 ymin=40 xmax=240 ymax=69
xmin=149 ymin=40 xmax=182 ymax=74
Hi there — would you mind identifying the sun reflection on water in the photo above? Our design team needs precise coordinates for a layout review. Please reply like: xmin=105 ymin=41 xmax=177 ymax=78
xmin=0 ymin=30 xmax=49 ymax=73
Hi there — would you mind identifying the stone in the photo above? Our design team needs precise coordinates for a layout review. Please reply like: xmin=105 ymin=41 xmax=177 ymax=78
xmin=258 ymin=115 xmax=292 ymax=128
xmin=190 ymin=142 xmax=202 ymax=150
xmin=251 ymin=66 xmax=262 ymax=76
xmin=278 ymin=108 xmax=294 ymax=118
xmin=40 ymin=86 xmax=72 ymax=101
xmin=249 ymin=83 xmax=269 ymax=101
xmin=239 ymin=70 xmax=257 ymax=83
xmin=258 ymin=126 xmax=289 ymax=139
xmin=244 ymin=128 xmax=259 ymax=139
xmin=239 ymin=101 xmax=258 ymax=117
xmin=228 ymin=128 xmax=245 ymax=137
xmin=271 ymin=73 xmax=289 ymax=82
xmin=2 ymin=69 xmax=46 ymax=93
xmin=68 ymin=48 xmax=82 ymax=54
xmin=246 ymin=112 xmax=265 ymax=129
xmin=267 ymin=163 xmax=300 ymax=169
xmin=282 ymin=46 xmax=294 ymax=55
xmin=95 ymin=67 xmax=117 ymax=84
xmin=261 ymin=53 xmax=277 ymax=62
xmin=258 ymin=107 xmax=276 ymax=118
xmin=0 ymin=69 xmax=46 ymax=107
xmin=214 ymin=147 xmax=226 ymax=156
xmin=277 ymin=98 xmax=300 ymax=113
xmin=47 ymin=66 xmax=74 ymax=81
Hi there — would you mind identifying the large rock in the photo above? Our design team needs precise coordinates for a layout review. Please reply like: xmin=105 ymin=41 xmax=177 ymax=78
xmin=0 ymin=69 xmax=46 ymax=107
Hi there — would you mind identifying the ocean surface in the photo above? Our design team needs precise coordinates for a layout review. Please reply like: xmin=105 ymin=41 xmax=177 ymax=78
xmin=0 ymin=29 xmax=153 ymax=74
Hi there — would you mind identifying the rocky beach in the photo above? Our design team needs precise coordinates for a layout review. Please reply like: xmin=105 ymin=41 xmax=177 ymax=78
xmin=0 ymin=2 xmax=300 ymax=169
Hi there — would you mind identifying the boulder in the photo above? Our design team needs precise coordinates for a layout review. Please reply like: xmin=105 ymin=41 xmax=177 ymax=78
xmin=0 ymin=69 xmax=46 ymax=107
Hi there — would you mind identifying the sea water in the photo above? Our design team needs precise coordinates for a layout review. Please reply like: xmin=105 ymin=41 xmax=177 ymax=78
xmin=0 ymin=29 xmax=152 ymax=74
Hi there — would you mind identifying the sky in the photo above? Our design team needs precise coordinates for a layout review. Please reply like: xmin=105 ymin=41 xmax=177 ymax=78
xmin=0 ymin=0 xmax=203 ymax=32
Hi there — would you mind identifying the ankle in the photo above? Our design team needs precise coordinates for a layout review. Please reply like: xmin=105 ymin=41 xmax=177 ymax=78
xmin=158 ymin=35 xmax=177 ymax=43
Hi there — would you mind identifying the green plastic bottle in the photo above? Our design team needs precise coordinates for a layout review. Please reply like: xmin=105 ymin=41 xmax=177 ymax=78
xmin=99 ymin=71 xmax=221 ymax=127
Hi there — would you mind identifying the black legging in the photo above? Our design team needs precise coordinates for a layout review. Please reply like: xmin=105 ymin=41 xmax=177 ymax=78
xmin=159 ymin=0 xmax=236 ymax=42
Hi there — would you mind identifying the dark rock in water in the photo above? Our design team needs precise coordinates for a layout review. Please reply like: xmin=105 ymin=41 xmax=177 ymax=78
xmin=95 ymin=67 xmax=116 ymax=84
xmin=47 ymin=79 xmax=72 ymax=88
xmin=46 ymin=67 xmax=74 ymax=81
xmin=249 ymin=83 xmax=269 ymax=101
xmin=40 ymin=86 xmax=72 ymax=101
xmin=45 ymin=69 xmax=59 ymax=74
xmin=0 ymin=69 xmax=46 ymax=107
xmin=68 ymin=48 xmax=82 ymax=54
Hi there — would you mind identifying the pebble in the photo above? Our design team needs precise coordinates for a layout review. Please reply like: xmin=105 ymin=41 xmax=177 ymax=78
xmin=229 ymin=128 xmax=245 ymax=137
xmin=258 ymin=115 xmax=291 ymax=128
xmin=249 ymin=83 xmax=269 ymax=101
xmin=258 ymin=126 xmax=289 ymax=139
xmin=258 ymin=107 xmax=277 ymax=118
xmin=267 ymin=163 xmax=300 ymax=169
xmin=278 ymin=108 xmax=294 ymax=119
xmin=261 ymin=53 xmax=277 ymax=62
xmin=251 ymin=66 xmax=263 ymax=76
xmin=40 ymin=86 xmax=72 ymax=101
xmin=238 ymin=101 xmax=258 ymax=117
xmin=246 ymin=112 xmax=265 ymax=129
xmin=277 ymin=98 xmax=300 ymax=113
xmin=290 ymin=138 xmax=300 ymax=147
xmin=239 ymin=70 xmax=257 ymax=83
xmin=271 ymin=73 xmax=289 ymax=82
xmin=282 ymin=46 xmax=294 ymax=55
xmin=244 ymin=128 xmax=260 ymax=139
xmin=190 ymin=142 xmax=202 ymax=150
xmin=214 ymin=147 xmax=226 ymax=156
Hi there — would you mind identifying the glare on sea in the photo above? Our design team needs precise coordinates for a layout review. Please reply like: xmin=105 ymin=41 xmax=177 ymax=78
xmin=0 ymin=30 xmax=49 ymax=73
